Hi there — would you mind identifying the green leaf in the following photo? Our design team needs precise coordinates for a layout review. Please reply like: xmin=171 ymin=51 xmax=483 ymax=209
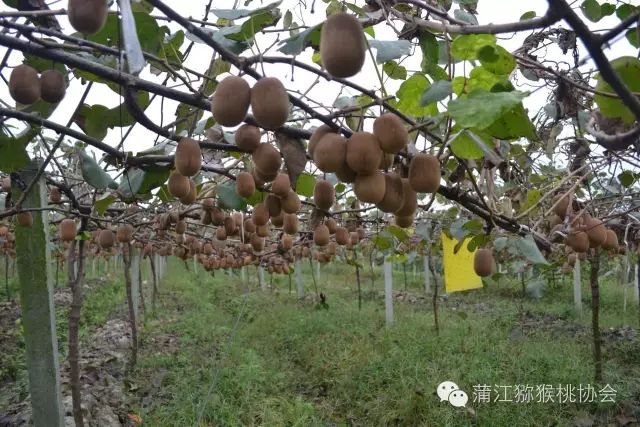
xmin=368 ymin=40 xmax=412 ymax=63
xmin=0 ymin=132 xmax=30 ymax=173
xmin=383 ymin=61 xmax=407 ymax=80
xmin=451 ymin=34 xmax=496 ymax=60
xmin=581 ymin=0 xmax=602 ymax=22
xmin=94 ymin=193 xmax=117 ymax=215
xmin=211 ymin=1 xmax=282 ymax=19
xmin=226 ymin=10 xmax=282 ymax=42
xmin=295 ymin=172 xmax=316 ymax=198
xmin=79 ymin=151 xmax=118 ymax=190
xmin=118 ymin=168 xmax=146 ymax=200
xmin=520 ymin=188 xmax=541 ymax=213
xmin=479 ymin=45 xmax=516 ymax=75
xmin=616 ymin=4 xmax=638 ymax=20
xmin=394 ymin=74 xmax=439 ymax=118
xmin=515 ymin=235 xmax=549 ymax=265
xmin=594 ymin=56 xmax=640 ymax=124
xmin=453 ymin=9 xmax=478 ymax=25
xmin=520 ymin=11 xmax=536 ymax=20
xmin=626 ymin=28 xmax=639 ymax=48
xmin=420 ymin=80 xmax=452 ymax=106
xmin=419 ymin=31 xmax=439 ymax=70
xmin=449 ymin=130 xmax=487 ymax=159
xmin=601 ymin=3 xmax=616 ymax=16
xmin=486 ymin=103 xmax=537 ymax=140
xmin=217 ymin=181 xmax=247 ymax=210
xmin=386 ymin=225 xmax=409 ymax=242
xmin=278 ymin=24 xmax=321 ymax=55
xmin=448 ymin=89 xmax=527 ymax=129
xmin=618 ymin=170 xmax=635 ymax=187
xmin=373 ymin=235 xmax=393 ymax=251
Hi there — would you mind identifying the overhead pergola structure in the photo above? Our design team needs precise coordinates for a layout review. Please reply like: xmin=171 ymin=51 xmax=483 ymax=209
xmin=0 ymin=0 xmax=639 ymax=425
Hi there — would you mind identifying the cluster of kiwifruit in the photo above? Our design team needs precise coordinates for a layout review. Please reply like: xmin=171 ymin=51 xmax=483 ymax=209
xmin=166 ymin=137 xmax=203 ymax=204
xmin=67 ymin=0 xmax=108 ymax=35
xmin=309 ymin=112 xmax=440 ymax=228
xmin=0 ymin=225 xmax=16 ymax=259
xmin=212 ymin=75 xmax=290 ymax=131
xmin=9 ymin=65 xmax=67 ymax=105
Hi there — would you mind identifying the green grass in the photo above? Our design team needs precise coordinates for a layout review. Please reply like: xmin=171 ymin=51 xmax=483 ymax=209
xmin=132 ymin=260 xmax=640 ymax=427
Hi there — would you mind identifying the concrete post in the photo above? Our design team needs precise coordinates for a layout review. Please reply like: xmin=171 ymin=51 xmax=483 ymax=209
xmin=423 ymin=255 xmax=430 ymax=294
xmin=130 ymin=247 xmax=140 ymax=322
xmin=384 ymin=259 xmax=393 ymax=326
xmin=573 ymin=258 xmax=582 ymax=313
xmin=295 ymin=259 xmax=304 ymax=298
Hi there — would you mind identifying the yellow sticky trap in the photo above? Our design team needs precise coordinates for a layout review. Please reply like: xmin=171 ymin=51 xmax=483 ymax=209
xmin=441 ymin=233 xmax=483 ymax=293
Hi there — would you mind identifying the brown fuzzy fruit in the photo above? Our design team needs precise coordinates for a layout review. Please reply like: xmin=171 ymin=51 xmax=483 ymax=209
xmin=379 ymin=153 xmax=394 ymax=170
xmin=211 ymin=208 xmax=225 ymax=225
xmin=59 ymin=219 xmax=76 ymax=242
xmin=50 ymin=187 xmax=62 ymax=204
xmin=236 ymin=171 xmax=256 ymax=198
xmin=168 ymin=172 xmax=191 ymax=199
xmin=9 ymin=65 xmax=40 ymax=105
xmin=1 ymin=177 xmax=10 ymax=192
xmin=281 ymin=234 xmax=293 ymax=250
xmin=325 ymin=218 xmax=337 ymax=234
xmin=335 ymin=226 xmax=350 ymax=245
xmin=320 ymin=13 xmax=365 ymax=78
xmin=345 ymin=132 xmax=383 ymax=175
xmin=585 ymin=217 xmax=607 ymax=247
xmin=395 ymin=215 xmax=414 ymax=228
xmin=224 ymin=216 xmax=237 ymax=236
xmin=271 ymin=173 xmax=291 ymax=198
xmin=252 ymin=143 xmax=282 ymax=176
xmin=98 ymin=229 xmax=115 ymax=249
xmin=175 ymin=137 xmax=202 ymax=177
xmin=116 ymin=224 xmax=134 ymax=243
xmin=373 ymin=113 xmax=408 ymax=154
xmin=251 ymin=77 xmax=290 ymax=130
xmin=235 ymin=124 xmax=261 ymax=152
xmin=283 ymin=214 xmax=299 ymax=234
xmin=409 ymin=154 xmax=441 ymax=193
xmin=251 ymin=234 xmax=265 ymax=252
xmin=256 ymin=223 xmax=270 ymax=237
xmin=308 ymin=125 xmax=335 ymax=158
xmin=253 ymin=203 xmax=270 ymax=226
xmin=16 ymin=212 xmax=33 ymax=228
xmin=354 ymin=170 xmax=386 ymax=204
xmin=175 ymin=220 xmax=187 ymax=235
xmin=216 ymin=227 xmax=227 ymax=241
xmin=265 ymin=194 xmax=282 ymax=217
xmin=474 ymin=248 xmax=493 ymax=277
xmin=314 ymin=224 xmax=330 ymax=246
xmin=567 ymin=231 xmax=589 ymax=253
xmin=270 ymin=211 xmax=284 ymax=227
xmin=553 ymin=193 xmax=571 ymax=217
xmin=603 ymin=229 xmax=619 ymax=250
xmin=179 ymin=180 xmax=197 ymax=205
xmin=567 ymin=253 xmax=577 ymax=267
xmin=396 ymin=178 xmax=418 ymax=217
xmin=314 ymin=180 xmax=334 ymax=210
xmin=211 ymin=76 xmax=251 ymax=127
xmin=40 ymin=70 xmax=66 ymax=103
xmin=313 ymin=133 xmax=347 ymax=173
xmin=243 ymin=217 xmax=256 ymax=234
xmin=68 ymin=0 xmax=108 ymax=34
xmin=376 ymin=172 xmax=404 ymax=213
xmin=281 ymin=190 xmax=301 ymax=214
xmin=335 ymin=161 xmax=357 ymax=183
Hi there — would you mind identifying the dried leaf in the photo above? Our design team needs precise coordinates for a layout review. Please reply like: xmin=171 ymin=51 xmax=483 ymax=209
xmin=276 ymin=132 xmax=307 ymax=186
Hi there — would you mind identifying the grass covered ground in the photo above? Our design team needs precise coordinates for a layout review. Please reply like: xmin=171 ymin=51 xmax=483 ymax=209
xmin=130 ymin=259 xmax=640 ymax=427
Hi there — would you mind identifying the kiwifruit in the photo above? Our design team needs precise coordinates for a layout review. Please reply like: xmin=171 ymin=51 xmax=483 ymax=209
xmin=234 ymin=124 xmax=261 ymax=153
xmin=395 ymin=214 xmax=414 ymax=228
xmin=16 ymin=212 xmax=33 ymax=228
xmin=250 ymin=77 xmax=290 ymax=130
xmin=253 ymin=203 xmax=270 ymax=226
xmin=603 ymin=229 xmax=618 ymax=250
xmin=271 ymin=173 xmax=291 ymax=198
xmin=0 ymin=226 xmax=8 ymax=236
xmin=252 ymin=143 xmax=282 ymax=176
xmin=175 ymin=220 xmax=186 ymax=235
xmin=98 ymin=229 xmax=115 ymax=249
xmin=58 ymin=219 xmax=76 ymax=242
xmin=313 ymin=133 xmax=347 ymax=173
xmin=408 ymin=154 xmax=441 ymax=193
xmin=211 ymin=76 xmax=251 ymax=127
xmin=68 ymin=0 xmax=108 ymax=34
xmin=354 ymin=170 xmax=386 ymax=204
xmin=169 ymin=211 xmax=180 ymax=224
xmin=379 ymin=153 xmax=394 ymax=170
xmin=549 ymin=214 xmax=563 ymax=228
xmin=473 ymin=248 xmax=493 ymax=277
xmin=236 ymin=171 xmax=256 ymax=198
xmin=116 ymin=224 xmax=134 ymax=243
xmin=283 ymin=213 xmax=299 ymax=234
xmin=320 ymin=13 xmax=365 ymax=78
xmin=325 ymin=217 xmax=337 ymax=234
xmin=1 ymin=177 xmax=10 ymax=192
xmin=256 ymin=223 xmax=270 ymax=237
xmin=168 ymin=172 xmax=191 ymax=199
xmin=585 ymin=217 xmax=607 ymax=247
xmin=39 ymin=69 xmax=67 ymax=104
xmin=356 ymin=227 xmax=365 ymax=240
xmin=373 ymin=113 xmax=408 ymax=154
xmin=211 ymin=208 xmax=225 ymax=225
xmin=335 ymin=226 xmax=349 ymax=245
xmin=271 ymin=211 xmax=284 ymax=227
xmin=201 ymin=210 xmax=212 ymax=225
xmin=350 ymin=232 xmax=359 ymax=246
xmin=345 ymin=132 xmax=383 ymax=175
xmin=216 ymin=227 xmax=227 ymax=241
xmin=553 ymin=193 xmax=571 ymax=217
xmin=308 ymin=125 xmax=335 ymax=158
xmin=224 ymin=216 xmax=237 ymax=236
xmin=175 ymin=137 xmax=202 ymax=177
xmin=179 ymin=180 xmax=197 ymax=205
xmin=9 ymin=65 xmax=40 ymax=105
xmin=567 ymin=253 xmax=577 ymax=267
xmin=376 ymin=172 xmax=404 ymax=213
xmin=233 ymin=212 xmax=244 ymax=228
xmin=335 ymin=160 xmax=357 ymax=183
xmin=244 ymin=217 xmax=257 ymax=234
xmin=396 ymin=178 xmax=418 ymax=217
xmin=314 ymin=224 xmax=330 ymax=246
xmin=265 ymin=194 xmax=282 ymax=217
xmin=314 ymin=180 xmax=335 ymax=210
xmin=49 ymin=187 xmax=61 ymax=204
xmin=251 ymin=234 xmax=265 ymax=252
xmin=281 ymin=190 xmax=301 ymax=214
xmin=567 ymin=231 xmax=589 ymax=253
